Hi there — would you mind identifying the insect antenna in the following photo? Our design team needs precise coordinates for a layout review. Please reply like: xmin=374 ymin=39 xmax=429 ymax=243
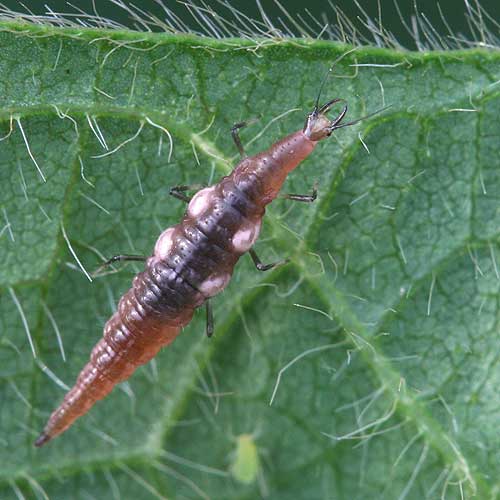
xmin=331 ymin=104 xmax=393 ymax=130
xmin=313 ymin=48 xmax=358 ymax=112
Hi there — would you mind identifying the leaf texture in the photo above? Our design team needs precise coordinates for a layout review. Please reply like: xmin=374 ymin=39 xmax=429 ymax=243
xmin=0 ymin=21 xmax=499 ymax=500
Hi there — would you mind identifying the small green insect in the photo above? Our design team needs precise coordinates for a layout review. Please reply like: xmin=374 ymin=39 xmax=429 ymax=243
xmin=230 ymin=434 xmax=260 ymax=484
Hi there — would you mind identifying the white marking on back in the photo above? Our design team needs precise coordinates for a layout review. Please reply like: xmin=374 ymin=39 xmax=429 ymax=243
xmin=199 ymin=273 xmax=231 ymax=297
xmin=232 ymin=219 xmax=262 ymax=253
xmin=154 ymin=227 xmax=175 ymax=260
xmin=188 ymin=187 xmax=215 ymax=218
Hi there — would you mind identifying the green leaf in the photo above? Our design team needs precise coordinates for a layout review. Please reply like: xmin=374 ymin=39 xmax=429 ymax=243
xmin=0 ymin=17 xmax=499 ymax=500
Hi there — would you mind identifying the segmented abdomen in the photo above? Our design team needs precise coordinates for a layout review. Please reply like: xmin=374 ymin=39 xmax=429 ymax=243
xmin=35 ymin=262 xmax=200 ymax=445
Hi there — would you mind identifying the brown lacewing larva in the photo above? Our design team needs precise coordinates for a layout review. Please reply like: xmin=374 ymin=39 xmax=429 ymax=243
xmin=35 ymin=75 xmax=386 ymax=447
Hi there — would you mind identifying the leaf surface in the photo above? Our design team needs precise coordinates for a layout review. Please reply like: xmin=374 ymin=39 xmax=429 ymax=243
xmin=0 ymin=21 xmax=499 ymax=499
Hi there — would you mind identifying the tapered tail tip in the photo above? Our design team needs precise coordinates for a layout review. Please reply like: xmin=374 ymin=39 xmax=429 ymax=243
xmin=34 ymin=431 xmax=51 ymax=447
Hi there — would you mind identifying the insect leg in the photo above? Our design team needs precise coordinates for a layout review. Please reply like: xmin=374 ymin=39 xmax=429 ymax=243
xmin=231 ymin=122 xmax=248 ymax=158
xmin=92 ymin=255 xmax=146 ymax=276
xmin=169 ymin=184 xmax=204 ymax=203
xmin=280 ymin=181 xmax=318 ymax=203
xmin=248 ymin=248 xmax=289 ymax=272
xmin=206 ymin=300 xmax=214 ymax=338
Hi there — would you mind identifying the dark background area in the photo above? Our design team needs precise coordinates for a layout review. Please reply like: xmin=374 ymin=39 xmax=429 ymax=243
xmin=1 ymin=0 xmax=498 ymax=49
